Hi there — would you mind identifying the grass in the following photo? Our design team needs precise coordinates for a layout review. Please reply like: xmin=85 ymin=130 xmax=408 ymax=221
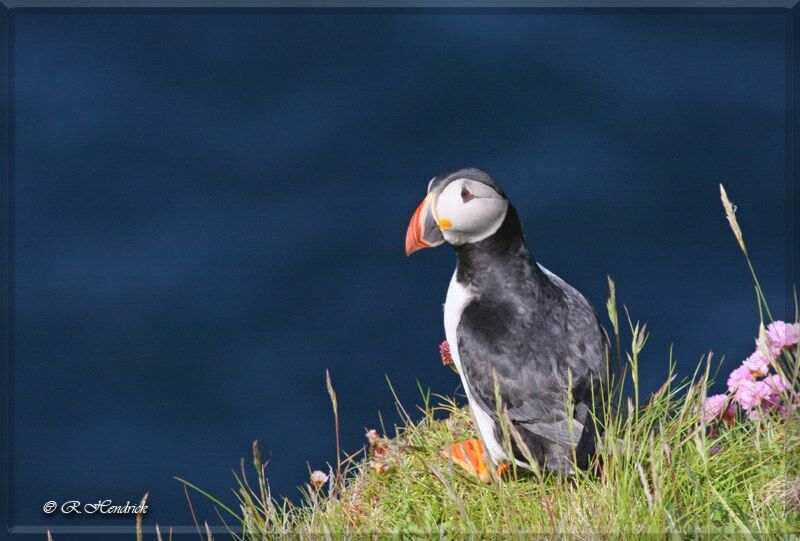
xmin=171 ymin=185 xmax=800 ymax=538
xmin=190 ymin=342 xmax=799 ymax=537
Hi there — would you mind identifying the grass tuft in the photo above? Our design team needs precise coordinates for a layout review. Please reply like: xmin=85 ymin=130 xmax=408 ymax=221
xmin=211 ymin=367 xmax=798 ymax=536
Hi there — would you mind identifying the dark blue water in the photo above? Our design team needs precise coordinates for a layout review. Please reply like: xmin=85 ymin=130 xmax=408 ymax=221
xmin=11 ymin=11 xmax=788 ymax=529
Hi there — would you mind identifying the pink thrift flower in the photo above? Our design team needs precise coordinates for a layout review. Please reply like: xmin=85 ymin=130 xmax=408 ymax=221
xmin=365 ymin=429 xmax=381 ymax=447
xmin=761 ymin=373 xmax=789 ymax=395
xmin=734 ymin=379 xmax=762 ymax=410
xmin=754 ymin=381 xmax=781 ymax=411
xmin=747 ymin=408 xmax=763 ymax=421
xmin=702 ymin=394 xmax=732 ymax=424
xmin=439 ymin=340 xmax=453 ymax=366
xmin=727 ymin=365 xmax=754 ymax=393
xmin=778 ymin=403 xmax=797 ymax=419
xmin=743 ymin=350 xmax=770 ymax=377
xmin=766 ymin=321 xmax=800 ymax=355
xmin=309 ymin=470 xmax=329 ymax=491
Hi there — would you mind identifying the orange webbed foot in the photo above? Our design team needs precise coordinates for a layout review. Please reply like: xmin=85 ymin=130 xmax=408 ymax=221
xmin=439 ymin=439 xmax=490 ymax=483
xmin=495 ymin=461 xmax=510 ymax=478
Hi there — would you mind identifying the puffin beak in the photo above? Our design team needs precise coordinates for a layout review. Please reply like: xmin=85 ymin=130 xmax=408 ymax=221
xmin=405 ymin=193 xmax=445 ymax=256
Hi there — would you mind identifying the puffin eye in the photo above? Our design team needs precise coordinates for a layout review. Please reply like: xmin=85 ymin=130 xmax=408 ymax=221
xmin=461 ymin=186 xmax=475 ymax=203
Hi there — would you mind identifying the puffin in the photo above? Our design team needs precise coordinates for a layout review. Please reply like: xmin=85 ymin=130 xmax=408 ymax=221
xmin=405 ymin=167 xmax=608 ymax=478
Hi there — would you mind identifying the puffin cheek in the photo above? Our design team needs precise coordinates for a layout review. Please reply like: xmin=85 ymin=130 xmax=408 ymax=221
xmin=442 ymin=229 xmax=466 ymax=246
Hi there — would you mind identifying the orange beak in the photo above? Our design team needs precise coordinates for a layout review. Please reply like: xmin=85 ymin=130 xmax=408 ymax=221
xmin=405 ymin=193 xmax=444 ymax=256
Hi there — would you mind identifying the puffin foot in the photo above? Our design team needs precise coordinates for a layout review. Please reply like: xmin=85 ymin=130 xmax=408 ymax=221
xmin=495 ymin=461 xmax=510 ymax=478
xmin=439 ymin=439 xmax=490 ymax=483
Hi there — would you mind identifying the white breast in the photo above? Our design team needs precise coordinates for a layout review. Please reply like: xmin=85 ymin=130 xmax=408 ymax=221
xmin=443 ymin=269 xmax=506 ymax=464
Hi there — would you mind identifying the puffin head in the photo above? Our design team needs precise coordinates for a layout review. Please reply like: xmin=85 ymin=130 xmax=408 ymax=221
xmin=405 ymin=167 xmax=509 ymax=256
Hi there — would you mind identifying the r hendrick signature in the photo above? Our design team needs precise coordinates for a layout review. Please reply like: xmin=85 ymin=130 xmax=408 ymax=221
xmin=42 ymin=499 xmax=148 ymax=516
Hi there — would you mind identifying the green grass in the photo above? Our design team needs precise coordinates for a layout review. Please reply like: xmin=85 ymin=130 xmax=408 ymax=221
xmin=190 ymin=352 xmax=798 ymax=537
xmin=174 ymin=185 xmax=800 ymax=538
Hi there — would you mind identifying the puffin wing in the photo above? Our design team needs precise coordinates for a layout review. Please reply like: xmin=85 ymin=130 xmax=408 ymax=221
xmin=517 ymin=402 xmax=591 ymax=448
xmin=456 ymin=270 xmax=607 ymax=438
xmin=457 ymin=318 xmax=573 ymax=425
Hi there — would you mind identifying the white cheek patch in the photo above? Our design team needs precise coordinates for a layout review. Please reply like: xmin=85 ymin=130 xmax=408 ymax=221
xmin=468 ymin=202 xmax=507 ymax=242
xmin=436 ymin=180 xmax=508 ymax=244
xmin=436 ymin=185 xmax=465 ymax=226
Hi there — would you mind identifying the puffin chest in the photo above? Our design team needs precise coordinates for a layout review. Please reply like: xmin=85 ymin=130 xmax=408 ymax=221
xmin=443 ymin=270 xmax=507 ymax=463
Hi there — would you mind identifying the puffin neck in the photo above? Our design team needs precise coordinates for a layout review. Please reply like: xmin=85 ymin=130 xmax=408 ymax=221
xmin=453 ymin=205 xmax=550 ymax=290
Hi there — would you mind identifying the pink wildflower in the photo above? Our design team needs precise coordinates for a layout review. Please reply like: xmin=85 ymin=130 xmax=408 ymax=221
xmin=778 ymin=403 xmax=797 ymax=418
xmin=734 ymin=379 xmax=762 ymax=410
xmin=755 ymin=381 xmax=782 ymax=411
xmin=727 ymin=365 xmax=754 ymax=393
xmin=702 ymin=394 xmax=733 ymax=424
xmin=742 ymin=350 xmax=770 ymax=377
xmin=747 ymin=408 xmax=763 ymax=421
xmin=365 ymin=429 xmax=381 ymax=447
xmin=761 ymin=373 xmax=789 ymax=395
xmin=309 ymin=470 xmax=329 ymax=491
xmin=766 ymin=321 xmax=800 ymax=356
xmin=439 ymin=340 xmax=453 ymax=366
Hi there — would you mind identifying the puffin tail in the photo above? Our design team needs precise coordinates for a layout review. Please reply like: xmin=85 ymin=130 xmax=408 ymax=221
xmin=439 ymin=439 xmax=491 ymax=483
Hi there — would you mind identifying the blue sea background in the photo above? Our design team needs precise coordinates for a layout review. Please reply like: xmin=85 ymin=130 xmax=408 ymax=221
xmin=11 ymin=11 xmax=789 ymax=528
